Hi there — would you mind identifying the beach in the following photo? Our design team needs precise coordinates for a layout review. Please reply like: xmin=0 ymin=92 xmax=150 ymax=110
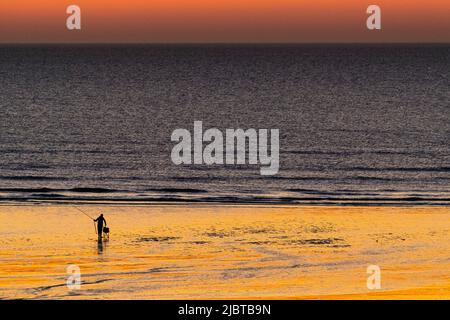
xmin=1 ymin=204 xmax=449 ymax=300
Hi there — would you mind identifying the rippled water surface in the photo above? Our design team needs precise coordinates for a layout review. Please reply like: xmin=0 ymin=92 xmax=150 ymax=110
xmin=0 ymin=45 xmax=449 ymax=204
xmin=1 ymin=205 xmax=450 ymax=299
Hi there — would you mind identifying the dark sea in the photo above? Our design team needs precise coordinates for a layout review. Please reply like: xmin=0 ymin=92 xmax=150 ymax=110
xmin=0 ymin=44 xmax=449 ymax=205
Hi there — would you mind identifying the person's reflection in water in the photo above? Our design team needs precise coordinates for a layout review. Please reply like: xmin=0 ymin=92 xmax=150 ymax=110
xmin=97 ymin=238 xmax=108 ymax=254
xmin=97 ymin=238 xmax=103 ymax=253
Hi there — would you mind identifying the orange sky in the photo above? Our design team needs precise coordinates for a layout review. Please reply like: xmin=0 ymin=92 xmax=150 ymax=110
xmin=0 ymin=0 xmax=449 ymax=43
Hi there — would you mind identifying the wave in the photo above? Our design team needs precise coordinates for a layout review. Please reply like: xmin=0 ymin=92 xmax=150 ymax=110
xmin=1 ymin=185 xmax=450 ymax=205
xmin=1 ymin=192 xmax=450 ymax=205
xmin=0 ymin=176 xmax=69 ymax=181
xmin=340 ymin=166 xmax=450 ymax=172
xmin=0 ymin=187 xmax=123 ymax=193
xmin=284 ymin=150 xmax=437 ymax=156
xmin=144 ymin=188 xmax=207 ymax=193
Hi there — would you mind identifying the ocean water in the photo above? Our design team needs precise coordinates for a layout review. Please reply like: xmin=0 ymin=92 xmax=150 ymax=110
xmin=0 ymin=44 xmax=449 ymax=205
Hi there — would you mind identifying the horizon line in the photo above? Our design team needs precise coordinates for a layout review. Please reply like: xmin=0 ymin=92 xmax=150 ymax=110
xmin=1 ymin=41 xmax=449 ymax=46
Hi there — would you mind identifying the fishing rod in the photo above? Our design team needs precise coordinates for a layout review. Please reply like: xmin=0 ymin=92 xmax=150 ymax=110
xmin=74 ymin=206 xmax=97 ymax=234
xmin=74 ymin=206 xmax=94 ymax=220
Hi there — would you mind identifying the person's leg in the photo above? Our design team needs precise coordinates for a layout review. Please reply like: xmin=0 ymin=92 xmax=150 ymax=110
xmin=97 ymin=223 xmax=103 ymax=238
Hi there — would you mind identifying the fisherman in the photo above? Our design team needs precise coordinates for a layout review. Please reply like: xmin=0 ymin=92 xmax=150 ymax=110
xmin=94 ymin=214 xmax=107 ymax=239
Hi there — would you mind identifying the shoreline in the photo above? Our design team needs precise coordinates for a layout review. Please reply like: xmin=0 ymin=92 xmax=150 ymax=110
xmin=1 ymin=200 xmax=450 ymax=207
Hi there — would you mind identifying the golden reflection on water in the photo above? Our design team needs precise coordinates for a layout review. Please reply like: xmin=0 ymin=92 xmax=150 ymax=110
xmin=0 ymin=204 xmax=449 ymax=299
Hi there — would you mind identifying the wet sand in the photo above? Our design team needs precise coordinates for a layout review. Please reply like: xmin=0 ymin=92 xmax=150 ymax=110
xmin=0 ymin=204 xmax=449 ymax=299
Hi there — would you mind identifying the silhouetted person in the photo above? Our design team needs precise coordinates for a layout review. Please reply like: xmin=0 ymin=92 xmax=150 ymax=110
xmin=94 ymin=214 xmax=107 ymax=239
